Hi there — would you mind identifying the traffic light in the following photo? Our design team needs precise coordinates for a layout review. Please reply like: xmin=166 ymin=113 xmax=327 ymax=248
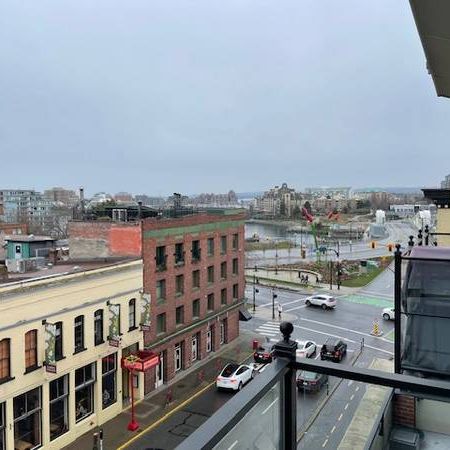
xmin=371 ymin=241 xmax=376 ymax=249
xmin=273 ymin=293 xmax=278 ymax=299
xmin=388 ymin=243 xmax=393 ymax=252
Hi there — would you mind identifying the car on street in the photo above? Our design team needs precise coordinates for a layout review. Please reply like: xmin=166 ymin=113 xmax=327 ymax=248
xmin=296 ymin=371 xmax=329 ymax=392
xmin=382 ymin=307 xmax=395 ymax=320
xmin=304 ymin=294 xmax=337 ymax=310
xmin=296 ymin=340 xmax=317 ymax=358
xmin=253 ymin=344 xmax=274 ymax=364
xmin=216 ymin=363 xmax=255 ymax=391
xmin=320 ymin=338 xmax=347 ymax=362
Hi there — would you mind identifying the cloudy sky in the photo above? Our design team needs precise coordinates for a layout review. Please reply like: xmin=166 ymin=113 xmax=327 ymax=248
xmin=1 ymin=0 xmax=448 ymax=196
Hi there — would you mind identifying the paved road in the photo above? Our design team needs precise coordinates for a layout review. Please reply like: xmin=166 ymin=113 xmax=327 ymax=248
xmin=246 ymin=220 xmax=417 ymax=267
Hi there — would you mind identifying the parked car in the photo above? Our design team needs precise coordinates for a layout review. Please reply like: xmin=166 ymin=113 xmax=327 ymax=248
xmin=296 ymin=340 xmax=317 ymax=358
xmin=320 ymin=338 xmax=347 ymax=362
xmin=305 ymin=294 xmax=337 ymax=310
xmin=297 ymin=371 xmax=329 ymax=392
xmin=216 ymin=363 xmax=255 ymax=391
xmin=382 ymin=307 xmax=395 ymax=321
xmin=254 ymin=345 xmax=274 ymax=364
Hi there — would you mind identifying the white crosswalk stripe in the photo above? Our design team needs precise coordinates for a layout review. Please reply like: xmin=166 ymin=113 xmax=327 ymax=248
xmin=255 ymin=321 xmax=282 ymax=339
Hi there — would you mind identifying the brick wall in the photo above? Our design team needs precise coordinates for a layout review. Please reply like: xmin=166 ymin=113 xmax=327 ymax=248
xmin=393 ymin=394 xmax=416 ymax=428
xmin=68 ymin=221 xmax=142 ymax=259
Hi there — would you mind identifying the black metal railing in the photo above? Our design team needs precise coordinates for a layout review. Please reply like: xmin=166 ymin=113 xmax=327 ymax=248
xmin=178 ymin=321 xmax=450 ymax=450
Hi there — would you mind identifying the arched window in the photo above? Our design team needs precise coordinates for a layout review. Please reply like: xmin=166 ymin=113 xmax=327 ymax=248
xmin=25 ymin=330 xmax=38 ymax=371
xmin=128 ymin=299 xmax=136 ymax=330
xmin=0 ymin=338 xmax=11 ymax=381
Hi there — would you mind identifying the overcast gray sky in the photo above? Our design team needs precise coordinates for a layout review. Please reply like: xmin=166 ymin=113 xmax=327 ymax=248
xmin=1 ymin=0 xmax=448 ymax=196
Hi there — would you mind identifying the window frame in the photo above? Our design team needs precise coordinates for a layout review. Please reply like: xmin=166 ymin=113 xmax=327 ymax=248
xmin=94 ymin=309 xmax=104 ymax=346
xmin=156 ymin=313 xmax=166 ymax=335
xmin=102 ymin=353 xmax=117 ymax=409
xmin=49 ymin=375 xmax=69 ymax=441
xmin=74 ymin=315 xmax=85 ymax=354
xmin=221 ymin=288 xmax=227 ymax=305
xmin=13 ymin=387 xmax=42 ymax=449
xmin=24 ymin=330 xmax=38 ymax=373
xmin=232 ymin=258 xmax=239 ymax=275
xmin=207 ymin=265 xmax=214 ymax=284
xmin=192 ymin=270 xmax=200 ymax=290
xmin=0 ymin=339 xmax=11 ymax=382
xmin=220 ymin=235 xmax=227 ymax=254
xmin=207 ymin=293 xmax=214 ymax=312
xmin=207 ymin=238 xmax=214 ymax=256
xmin=55 ymin=322 xmax=64 ymax=361
xmin=75 ymin=363 xmax=96 ymax=423
xmin=128 ymin=299 xmax=136 ymax=331
xmin=232 ymin=233 xmax=239 ymax=251
xmin=175 ymin=306 xmax=184 ymax=326
xmin=192 ymin=299 xmax=200 ymax=319
xmin=156 ymin=279 xmax=166 ymax=301
xmin=175 ymin=274 xmax=184 ymax=296
xmin=220 ymin=261 xmax=227 ymax=280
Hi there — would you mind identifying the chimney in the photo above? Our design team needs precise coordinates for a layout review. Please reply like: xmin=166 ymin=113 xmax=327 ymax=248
xmin=138 ymin=201 xmax=142 ymax=220
xmin=79 ymin=187 xmax=85 ymax=218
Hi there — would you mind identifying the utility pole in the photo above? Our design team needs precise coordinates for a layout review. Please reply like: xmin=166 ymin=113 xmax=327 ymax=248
xmin=329 ymin=261 xmax=333 ymax=290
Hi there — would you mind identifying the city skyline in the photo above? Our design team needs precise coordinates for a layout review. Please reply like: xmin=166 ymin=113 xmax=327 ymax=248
xmin=1 ymin=0 xmax=449 ymax=194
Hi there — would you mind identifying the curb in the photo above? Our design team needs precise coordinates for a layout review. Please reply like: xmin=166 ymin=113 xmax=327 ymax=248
xmin=297 ymin=346 xmax=364 ymax=443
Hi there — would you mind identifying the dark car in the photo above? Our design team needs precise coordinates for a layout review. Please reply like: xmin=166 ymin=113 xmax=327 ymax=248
xmin=253 ymin=345 xmax=274 ymax=364
xmin=296 ymin=371 xmax=329 ymax=392
xmin=320 ymin=338 xmax=347 ymax=362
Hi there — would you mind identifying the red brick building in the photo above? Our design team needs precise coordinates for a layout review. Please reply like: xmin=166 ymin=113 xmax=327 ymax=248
xmin=141 ymin=210 xmax=246 ymax=393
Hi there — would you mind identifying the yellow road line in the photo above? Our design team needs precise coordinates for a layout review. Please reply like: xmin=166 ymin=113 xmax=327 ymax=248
xmin=117 ymin=353 xmax=253 ymax=450
xmin=117 ymin=381 xmax=215 ymax=450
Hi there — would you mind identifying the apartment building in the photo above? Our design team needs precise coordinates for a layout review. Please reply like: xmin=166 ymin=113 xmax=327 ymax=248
xmin=141 ymin=210 xmax=246 ymax=393
xmin=0 ymin=260 xmax=145 ymax=450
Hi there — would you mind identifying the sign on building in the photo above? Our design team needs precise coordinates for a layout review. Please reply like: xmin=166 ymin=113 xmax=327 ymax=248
xmin=140 ymin=293 xmax=151 ymax=331
xmin=108 ymin=303 xmax=121 ymax=347
xmin=44 ymin=322 xmax=57 ymax=373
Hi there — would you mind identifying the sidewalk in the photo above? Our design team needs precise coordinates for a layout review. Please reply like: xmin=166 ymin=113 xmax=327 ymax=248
xmin=63 ymin=330 xmax=260 ymax=450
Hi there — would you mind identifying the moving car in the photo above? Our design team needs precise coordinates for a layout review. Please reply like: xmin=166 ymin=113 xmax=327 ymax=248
xmin=320 ymin=338 xmax=347 ymax=362
xmin=382 ymin=307 xmax=395 ymax=321
xmin=296 ymin=371 xmax=329 ymax=392
xmin=305 ymin=294 xmax=337 ymax=310
xmin=216 ymin=363 xmax=255 ymax=391
xmin=254 ymin=344 xmax=274 ymax=364
xmin=296 ymin=340 xmax=317 ymax=358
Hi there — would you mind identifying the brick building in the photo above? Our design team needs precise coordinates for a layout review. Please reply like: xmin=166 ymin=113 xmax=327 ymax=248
xmin=141 ymin=210 xmax=246 ymax=393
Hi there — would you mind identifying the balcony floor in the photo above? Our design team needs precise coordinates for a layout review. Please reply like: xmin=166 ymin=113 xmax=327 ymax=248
xmin=422 ymin=430 xmax=450 ymax=449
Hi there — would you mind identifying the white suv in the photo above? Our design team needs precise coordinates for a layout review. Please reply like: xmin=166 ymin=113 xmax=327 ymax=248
xmin=305 ymin=295 xmax=336 ymax=310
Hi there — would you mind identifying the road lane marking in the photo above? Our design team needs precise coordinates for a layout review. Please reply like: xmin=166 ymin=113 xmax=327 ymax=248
xmin=344 ymin=403 xmax=349 ymax=410
xmin=293 ymin=325 xmax=356 ymax=343
xmin=331 ymin=425 xmax=336 ymax=434
xmin=257 ymin=332 xmax=277 ymax=337
xmin=364 ymin=344 xmax=393 ymax=355
xmin=355 ymin=386 xmax=360 ymax=392
xmin=285 ymin=305 xmax=307 ymax=312
xmin=348 ymin=380 xmax=353 ymax=387
xmin=228 ymin=440 xmax=239 ymax=450
xmin=257 ymin=324 xmax=280 ymax=330
xmin=350 ymin=394 xmax=355 ymax=401
xmin=299 ymin=317 xmax=393 ymax=343
xmin=259 ymin=297 xmax=307 ymax=308
xmin=262 ymin=398 xmax=278 ymax=415
xmin=338 ymin=413 xmax=343 ymax=421
xmin=322 ymin=438 xmax=328 ymax=447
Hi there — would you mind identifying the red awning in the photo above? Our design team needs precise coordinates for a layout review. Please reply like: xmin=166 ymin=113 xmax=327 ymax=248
xmin=121 ymin=350 xmax=159 ymax=372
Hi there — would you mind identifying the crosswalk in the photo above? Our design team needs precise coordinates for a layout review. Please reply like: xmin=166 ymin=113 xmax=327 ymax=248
xmin=255 ymin=321 xmax=281 ymax=342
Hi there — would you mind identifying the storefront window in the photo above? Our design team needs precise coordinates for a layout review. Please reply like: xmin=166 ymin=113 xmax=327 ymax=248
xmin=102 ymin=354 xmax=117 ymax=409
xmin=13 ymin=387 xmax=41 ymax=449
xmin=0 ymin=403 xmax=5 ymax=450
xmin=50 ymin=375 xmax=69 ymax=440
xmin=75 ymin=363 xmax=96 ymax=422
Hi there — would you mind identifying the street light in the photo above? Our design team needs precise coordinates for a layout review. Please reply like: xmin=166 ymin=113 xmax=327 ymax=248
xmin=253 ymin=265 xmax=259 ymax=312
xmin=275 ymin=242 xmax=279 ymax=275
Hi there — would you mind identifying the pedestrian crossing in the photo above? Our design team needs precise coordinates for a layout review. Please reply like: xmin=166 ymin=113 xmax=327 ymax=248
xmin=255 ymin=321 xmax=282 ymax=341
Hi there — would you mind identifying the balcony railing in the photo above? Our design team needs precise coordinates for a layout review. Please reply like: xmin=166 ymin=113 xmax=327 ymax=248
xmin=178 ymin=321 xmax=450 ymax=450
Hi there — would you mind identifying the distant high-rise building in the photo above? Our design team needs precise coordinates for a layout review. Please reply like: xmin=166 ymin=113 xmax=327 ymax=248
xmin=440 ymin=174 xmax=450 ymax=189
xmin=44 ymin=187 xmax=79 ymax=207
xmin=114 ymin=191 xmax=134 ymax=202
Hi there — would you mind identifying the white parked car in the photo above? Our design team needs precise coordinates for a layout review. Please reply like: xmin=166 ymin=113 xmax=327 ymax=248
xmin=296 ymin=340 xmax=317 ymax=358
xmin=305 ymin=295 xmax=337 ymax=310
xmin=216 ymin=363 xmax=255 ymax=391
xmin=382 ymin=307 xmax=395 ymax=321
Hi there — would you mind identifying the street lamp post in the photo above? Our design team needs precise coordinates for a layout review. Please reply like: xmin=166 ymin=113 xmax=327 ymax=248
xmin=272 ymin=288 xmax=277 ymax=320
xmin=275 ymin=243 xmax=278 ymax=275
xmin=253 ymin=266 xmax=259 ymax=312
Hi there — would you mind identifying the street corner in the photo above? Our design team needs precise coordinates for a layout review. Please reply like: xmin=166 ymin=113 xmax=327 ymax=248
xmin=250 ymin=306 xmax=297 ymax=323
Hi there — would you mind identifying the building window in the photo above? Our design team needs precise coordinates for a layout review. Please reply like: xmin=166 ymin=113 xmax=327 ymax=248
xmin=192 ymin=299 xmax=200 ymax=319
xmin=233 ymin=283 xmax=239 ymax=300
xmin=156 ymin=279 xmax=166 ymax=300
xmin=24 ymin=330 xmax=38 ymax=372
xmin=102 ymin=353 xmax=117 ymax=409
xmin=55 ymin=322 xmax=63 ymax=361
xmin=207 ymin=266 xmax=214 ymax=284
xmin=155 ymin=246 xmax=167 ymax=271
xmin=174 ymin=243 xmax=184 ymax=265
xmin=232 ymin=258 xmax=239 ymax=275
xmin=206 ymin=327 xmax=213 ymax=353
xmin=75 ymin=363 xmax=96 ymax=422
xmin=221 ymin=288 xmax=227 ymax=305
xmin=220 ymin=321 xmax=226 ymax=344
xmin=191 ymin=335 xmax=198 ymax=362
xmin=220 ymin=236 xmax=227 ymax=254
xmin=49 ymin=375 xmax=69 ymax=441
xmin=156 ymin=313 xmax=166 ymax=335
xmin=13 ymin=387 xmax=42 ymax=449
xmin=128 ymin=299 xmax=136 ymax=330
xmin=207 ymin=293 xmax=214 ymax=312
xmin=0 ymin=339 xmax=10 ymax=382
xmin=192 ymin=270 xmax=200 ymax=289
xmin=174 ymin=343 xmax=183 ymax=372
xmin=175 ymin=306 xmax=184 ymax=326
xmin=94 ymin=310 xmax=104 ymax=345
xmin=175 ymin=275 xmax=184 ymax=296
xmin=0 ymin=403 xmax=5 ymax=450
xmin=74 ymin=315 xmax=85 ymax=353
xmin=220 ymin=261 xmax=227 ymax=280
xmin=191 ymin=240 xmax=201 ymax=262
xmin=232 ymin=233 xmax=239 ymax=251
xmin=207 ymin=238 xmax=214 ymax=256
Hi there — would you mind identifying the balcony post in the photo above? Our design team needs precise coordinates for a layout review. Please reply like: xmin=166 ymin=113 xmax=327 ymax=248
xmin=424 ymin=224 xmax=429 ymax=246
xmin=272 ymin=322 xmax=298 ymax=450
xmin=394 ymin=244 xmax=402 ymax=374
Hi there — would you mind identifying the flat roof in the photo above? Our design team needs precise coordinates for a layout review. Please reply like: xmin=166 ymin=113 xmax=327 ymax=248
xmin=4 ymin=235 xmax=55 ymax=242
